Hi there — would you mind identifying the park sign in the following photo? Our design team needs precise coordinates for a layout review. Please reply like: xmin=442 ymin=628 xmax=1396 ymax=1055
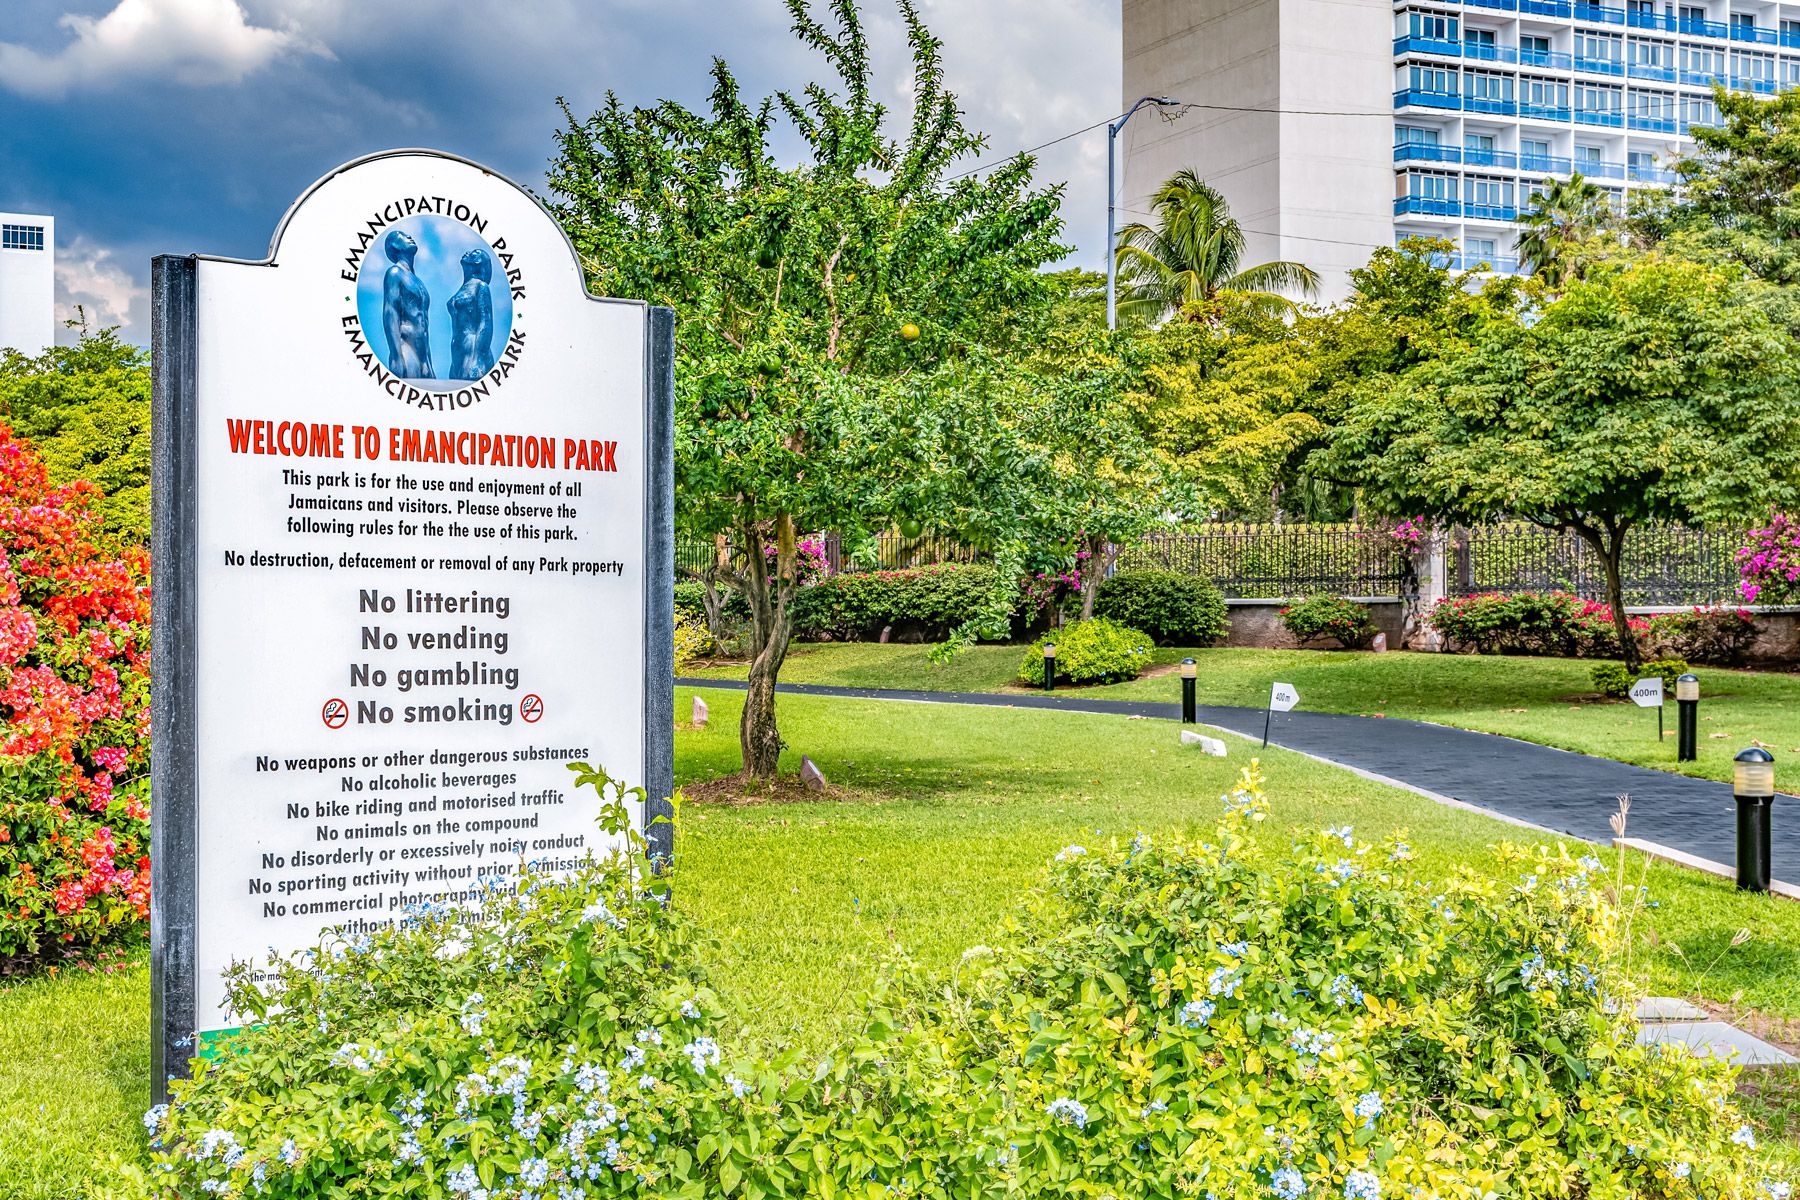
xmin=150 ymin=150 xmax=674 ymax=1100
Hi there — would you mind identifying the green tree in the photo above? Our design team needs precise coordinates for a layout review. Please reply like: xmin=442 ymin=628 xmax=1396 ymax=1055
xmin=1113 ymin=170 xmax=1318 ymax=326
xmin=1514 ymin=172 xmax=1613 ymax=287
xmin=546 ymin=0 xmax=1064 ymax=776
xmin=1311 ymin=256 xmax=1800 ymax=669
xmin=0 ymin=329 xmax=150 ymax=544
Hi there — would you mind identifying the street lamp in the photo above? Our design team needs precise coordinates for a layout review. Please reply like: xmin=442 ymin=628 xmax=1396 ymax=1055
xmin=1180 ymin=657 xmax=1197 ymax=724
xmin=1107 ymin=95 xmax=1181 ymax=331
xmin=1043 ymin=642 xmax=1057 ymax=693
xmin=1676 ymin=673 xmax=1699 ymax=763
xmin=1733 ymin=746 xmax=1776 ymax=893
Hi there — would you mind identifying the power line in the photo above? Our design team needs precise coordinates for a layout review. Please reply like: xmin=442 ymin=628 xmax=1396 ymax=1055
xmin=946 ymin=116 xmax=1118 ymax=181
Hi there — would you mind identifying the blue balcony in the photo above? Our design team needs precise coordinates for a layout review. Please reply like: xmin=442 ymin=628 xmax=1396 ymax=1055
xmin=1680 ymin=68 xmax=1727 ymax=86
xmin=1464 ymin=41 xmax=1520 ymax=62
xmin=1574 ymin=2 xmax=1625 ymax=22
xmin=1393 ymin=35 xmax=1461 ymax=56
xmin=1395 ymin=89 xmax=1462 ymax=109
xmin=1575 ymin=54 xmax=1626 ymax=75
xmin=1731 ymin=23 xmax=1778 ymax=44
xmin=1628 ymin=113 xmax=1679 ymax=132
xmin=1395 ymin=196 xmax=1462 ymax=216
xmin=1465 ymin=0 xmax=1519 ymax=10
xmin=1463 ymin=146 xmax=1519 ymax=168
xmin=1522 ymin=0 xmax=1573 ymax=13
xmin=1520 ymin=47 xmax=1575 ymax=68
xmin=1679 ymin=16 xmax=1728 ymax=37
xmin=1575 ymin=108 xmax=1626 ymax=126
xmin=1520 ymin=153 xmax=1574 ymax=174
xmin=1784 ymin=29 xmax=1800 ymax=48
xmin=1394 ymin=142 xmax=1462 ymax=164
xmin=1732 ymin=74 xmax=1778 ymax=93
xmin=1628 ymin=164 xmax=1678 ymax=183
xmin=1465 ymin=203 xmax=1520 ymax=221
xmin=1627 ymin=8 xmax=1678 ymax=29
xmin=1628 ymin=62 xmax=1677 ymax=81
xmin=1575 ymin=158 xmax=1627 ymax=179
xmin=1518 ymin=103 xmax=1574 ymax=121
xmin=1464 ymin=96 xmax=1519 ymax=114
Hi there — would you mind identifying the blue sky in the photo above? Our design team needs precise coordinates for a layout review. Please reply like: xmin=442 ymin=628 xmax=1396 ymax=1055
xmin=0 ymin=0 xmax=1122 ymax=345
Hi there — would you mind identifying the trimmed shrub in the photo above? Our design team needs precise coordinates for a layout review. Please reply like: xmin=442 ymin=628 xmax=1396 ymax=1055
xmin=1092 ymin=569 xmax=1227 ymax=646
xmin=673 ymin=610 xmax=711 ymax=670
xmin=1591 ymin=657 xmax=1689 ymax=699
xmin=0 ymin=428 xmax=149 ymax=963
xmin=131 ymin=766 xmax=1789 ymax=1199
xmin=790 ymin=563 xmax=1008 ymax=641
xmin=1280 ymin=595 xmax=1379 ymax=649
xmin=1646 ymin=606 xmax=1758 ymax=667
xmin=1017 ymin=618 xmax=1153 ymax=686
xmin=1429 ymin=591 xmax=1650 ymax=658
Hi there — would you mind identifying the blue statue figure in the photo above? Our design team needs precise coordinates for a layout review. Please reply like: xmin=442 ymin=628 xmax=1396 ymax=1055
xmin=448 ymin=248 xmax=496 ymax=380
xmin=381 ymin=229 xmax=433 ymax=379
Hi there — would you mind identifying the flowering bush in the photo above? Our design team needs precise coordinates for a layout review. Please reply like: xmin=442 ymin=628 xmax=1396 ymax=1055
xmin=1645 ymin=606 xmax=1759 ymax=667
xmin=1737 ymin=513 xmax=1800 ymax=604
xmin=1280 ymin=595 xmax=1380 ymax=650
xmin=1019 ymin=618 xmax=1153 ymax=686
xmin=761 ymin=533 xmax=831 ymax=585
xmin=1092 ymin=569 xmax=1228 ymax=646
xmin=124 ymin=765 xmax=1790 ymax=1199
xmin=1389 ymin=517 xmax=1427 ymax=547
xmin=1430 ymin=591 xmax=1649 ymax=658
xmin=789 ymin=563 xmax=1010 ymax=641
xmin=0 ymin=426 xmax=149 ymax=961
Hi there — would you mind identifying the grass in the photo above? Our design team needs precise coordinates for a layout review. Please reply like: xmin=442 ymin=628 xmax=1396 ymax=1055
xmin=687 ymin=643 xmax=1800 ymax=785
xmin=14 ymin=685 xmax=1800 ymax=1192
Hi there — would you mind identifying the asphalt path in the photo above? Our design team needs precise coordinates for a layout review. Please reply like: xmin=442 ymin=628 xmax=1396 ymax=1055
xmin=676 ymin=677 xmax=1791 ymax=878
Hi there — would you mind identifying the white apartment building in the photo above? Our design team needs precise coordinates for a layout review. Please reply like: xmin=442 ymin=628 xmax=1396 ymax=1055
xmin=0 ymin=213 xmax=53 ymax=355
xmin=1124 ymin=0 xmax=1780 ymax=302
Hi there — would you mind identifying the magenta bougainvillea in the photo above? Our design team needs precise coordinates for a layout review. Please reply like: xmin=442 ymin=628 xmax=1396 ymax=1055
xmin=1737 ymin=513 xmax=1800 ymax=604
xmin=0 ymin=427 xmax=149 ymax=960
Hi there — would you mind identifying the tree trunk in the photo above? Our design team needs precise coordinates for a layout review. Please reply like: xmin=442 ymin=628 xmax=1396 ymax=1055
xmin=697 ymin=533 xmax=735 ymax=648
xmin=1078 ymin=534 xmax=1113 ymax=620
xmin=738 ymin=515 xmax=796 ymax=778
xmin=1574 ymin=521 xmax=1639 ymax=671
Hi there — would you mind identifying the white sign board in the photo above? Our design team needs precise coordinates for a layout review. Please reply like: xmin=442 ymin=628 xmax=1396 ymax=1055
xmin=1630 ymin=677 xmax=1665 ymax=708
xmin=151 ymin=151 xmax=672 ymax=1078
xmin=1270 ymin=682 xmax=1301 ymax=713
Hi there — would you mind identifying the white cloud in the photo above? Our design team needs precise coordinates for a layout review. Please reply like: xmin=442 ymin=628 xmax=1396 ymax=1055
xmin=0 ymin=0 xmax=322 ymax=98
xmin=54 ymin=236 xmax=147 ymax=343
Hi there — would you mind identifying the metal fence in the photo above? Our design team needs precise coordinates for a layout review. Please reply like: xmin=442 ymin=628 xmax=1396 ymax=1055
xmin=1446 ymin=523 xmax=1741 ymax=606
xmin=676 ymin=532 xmax=977 ymax=577
xmin=1118 ymin=525 xmax=1415 ymax=600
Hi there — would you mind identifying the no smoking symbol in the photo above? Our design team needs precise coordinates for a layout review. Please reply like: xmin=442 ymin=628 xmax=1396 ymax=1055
xmin=321 ymin=698 xmax=349 ymax=729
xmin=520 ymin=694 xmax=544 ymax=724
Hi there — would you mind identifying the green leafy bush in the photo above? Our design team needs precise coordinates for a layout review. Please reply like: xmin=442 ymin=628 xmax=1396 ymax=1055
xmin=1280 ymin=595 xmax=1380 ymax=649
xmin=1018 ymin=618 xmax=1153 ymax=686
xmin=127 ymin=766 xmax=1790 ymax=1200
xmin=1645 ymin=606 xmax=1758 ymax=667
xmin=790 ymin=563 xmax=1009 ymax=641
xmin=1591 ymin=658 xmax=1689 ymax=699
xmin=1429 ymin=592 xmax=1651 ymax=658
xmin=1092 ymin=568 xmax=1227 ymax=646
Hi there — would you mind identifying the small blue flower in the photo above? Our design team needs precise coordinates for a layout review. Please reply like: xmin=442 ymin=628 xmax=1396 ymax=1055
xmin=1180 ymin=998 xmax=1216 ymax=1028
xmin=1353 ymin=1091 xmax=1382 ymax=1128
xmin=1343 ymin=1169 xmax=1380 ymax=1200
xmin=1046 ymin=1097 xmax=1089 ymax=1130
xmin=1054 ymin=845 xmax=1087 ymax=863
xmin=1324 ymin=825 xmax=1354 ymax=848
xmin=1735 ymin=1125 xmax=1759 ymax=1149
xmin=1207 ymin=967 xmax=1243 ymax=998
xmin=1671 ymin=1163 xmax=1692 ymax=1180
xmin=1328 ymin=974 xmax=1364 ymax=1009
xmin=1272 ymin=1166 xmax=1307 ymax=1200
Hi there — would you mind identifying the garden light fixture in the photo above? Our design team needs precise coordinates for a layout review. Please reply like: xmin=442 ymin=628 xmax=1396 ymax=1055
xmin=1043 ymin=642 xmax=1057 ymax=693
xmin=1733 ymin=746 xmax=1775 ymax=893
xmin=1676 ymin=674 xmax=1699 ymax=763
xmin=1180 ymin=657 xmax=1197 ymax=724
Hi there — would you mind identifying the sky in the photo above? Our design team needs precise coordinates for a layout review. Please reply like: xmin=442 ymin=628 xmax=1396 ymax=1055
xmin=0 ymin=0 xmax=1129 ymax=346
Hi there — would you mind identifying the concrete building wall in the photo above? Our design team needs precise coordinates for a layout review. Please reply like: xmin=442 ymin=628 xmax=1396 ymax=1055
xmin=0 ymin=213 xmax=54 ymax=355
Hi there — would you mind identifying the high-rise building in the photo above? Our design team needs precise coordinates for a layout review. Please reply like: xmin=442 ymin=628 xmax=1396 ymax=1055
xmin=1123 ymin=0 xmax=1768 ymax=302
xmin=0 ymin=212 xmax=53 ymax=355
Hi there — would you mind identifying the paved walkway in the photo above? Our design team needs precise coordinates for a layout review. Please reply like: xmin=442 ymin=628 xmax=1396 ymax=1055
xmin=676 ymin=677 xmax=1797 ymax=880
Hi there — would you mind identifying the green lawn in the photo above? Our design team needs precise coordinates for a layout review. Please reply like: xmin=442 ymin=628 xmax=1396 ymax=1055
xmin=689 ymin=643 xmax=1800 ymax=785
xmin=13 ymin=685 xmax=1800 ymax=1193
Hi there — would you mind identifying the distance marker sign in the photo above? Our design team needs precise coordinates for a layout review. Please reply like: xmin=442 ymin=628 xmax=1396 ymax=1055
xmin=150 ymin=151 xmax=673 ymax=1099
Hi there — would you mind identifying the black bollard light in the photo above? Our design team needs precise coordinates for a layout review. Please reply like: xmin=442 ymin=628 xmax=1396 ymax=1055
xmin=1043 ymin=641 xmax=1057 ymax=693
xmin=1180 ymin=657 xmax=1197 ymax=724
xmin=1676 ymin=673 xmax=1699 ymax=763
xmin=1733 ymin=746 xmax=1775 ymax=893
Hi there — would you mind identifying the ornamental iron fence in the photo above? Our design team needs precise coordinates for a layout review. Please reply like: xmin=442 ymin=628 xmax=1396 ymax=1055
xmin=676 ymin=532 xmax=977 ymax=577
xmin=1119 ymin=525 xmax=1415 ymax=600
xmin=1446 ymin=523 xmax=1741 ymax=605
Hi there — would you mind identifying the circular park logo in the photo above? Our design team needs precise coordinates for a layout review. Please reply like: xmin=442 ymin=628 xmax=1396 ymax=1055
xmin=343 ymin=207 xmax=525 ymax=410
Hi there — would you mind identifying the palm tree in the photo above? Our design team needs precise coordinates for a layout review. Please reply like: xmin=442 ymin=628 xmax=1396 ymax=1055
xmin=1514 ymin=172 xmax=1613 ymax=286
xmin=1113 ymin=169 xmax=1320 ymax=325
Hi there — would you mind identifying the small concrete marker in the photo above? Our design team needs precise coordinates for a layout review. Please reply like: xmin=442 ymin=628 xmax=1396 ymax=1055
xmin=1635 ymin=1020 xmax=1799 ymax=1066
xmin=800 ymin=755 xmax=826 ymax=792
xmin=691 ymin=695 xmax=709 ymax=729
xmin=1180 ymin=730 xmax=1228 ymax=757
xmin=1635 ymin=996 xmax=1706 ymax=1021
